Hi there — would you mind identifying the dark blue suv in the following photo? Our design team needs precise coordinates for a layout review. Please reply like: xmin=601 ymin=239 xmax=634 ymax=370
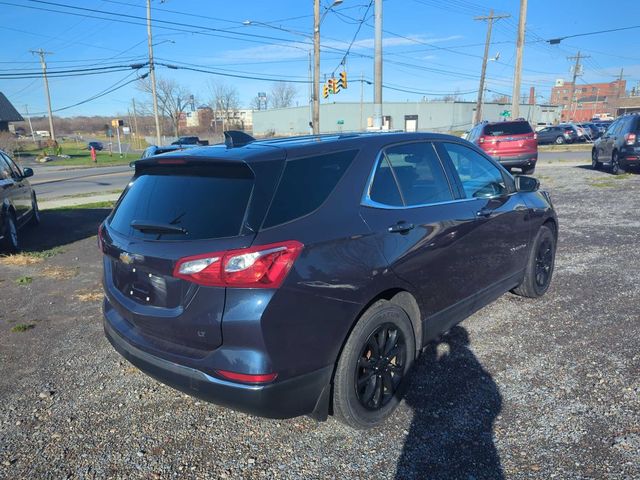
xmin=100 ymin=132 xmax=557 ymax=429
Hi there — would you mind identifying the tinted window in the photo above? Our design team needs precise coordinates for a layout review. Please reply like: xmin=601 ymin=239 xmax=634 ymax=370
xmin=0 ymin=153 xmax=21 ymax=178
xmin=606 ymin=121 xmax=620 ymax=135
xmin=0 ymin=154 xmax=13 ymax=180
xmin=442 ymin=143 xmax=509 ymax=198
xmin=263 ymin=150 xmax=356 ymax=228
xmin=369 ymin=154 xmax=403 ymax=206
xmin=483 ymin=121 xmax=533 ymax=136
xmin=109 ymin=164 xmax=253 ymax=240
xmin=383 ymin=142 xmax=453 ymax=206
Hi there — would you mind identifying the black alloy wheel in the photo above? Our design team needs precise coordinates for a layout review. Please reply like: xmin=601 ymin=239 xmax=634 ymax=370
xmin=1 ymin=212 xmax=19 ymax=252
xmin=355 ymin=323 xmax=406 ymax=411
xmin=534 ymin=237 xmax=553 ymax=289
xmin=611 ymin=151 xmax=625 ymax=175
xmin=333 ymin=300 xmax=416 ymax=429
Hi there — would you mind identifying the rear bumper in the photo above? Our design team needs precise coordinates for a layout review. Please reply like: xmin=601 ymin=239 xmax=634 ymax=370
xmin=620 ymin=146 xmax=640 ymax=163
xmin=104 ymin=316 xmax=333 ymax=420
xmin=490 ymin=153 xmax=538 ymax=168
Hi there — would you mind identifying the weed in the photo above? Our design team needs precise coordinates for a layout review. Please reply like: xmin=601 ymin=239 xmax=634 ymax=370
xmin=11 ymin=324 xmax=35 ymax=333
xmin=15 ymin=276 xmax=33 ymax=285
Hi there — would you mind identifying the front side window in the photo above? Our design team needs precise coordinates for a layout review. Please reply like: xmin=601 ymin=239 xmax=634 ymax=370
xmin=0 ymin=154 xmax=13 ymax=180
xmin=369 ymin=142 xmax=453 ymax=207
xmin=442 ymin=143 xmax=509 ymax=199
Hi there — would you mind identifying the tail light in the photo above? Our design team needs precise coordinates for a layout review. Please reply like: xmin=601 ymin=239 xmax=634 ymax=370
xmin=533 ymin=133 xmax=538 ymax=140
xmin=625 ymin=133 xmax=637 ymax=145
xmin=215 ymin=370 xmax=278 ymax=384
xmin=173 ymin=240 xmax=304 ymax=288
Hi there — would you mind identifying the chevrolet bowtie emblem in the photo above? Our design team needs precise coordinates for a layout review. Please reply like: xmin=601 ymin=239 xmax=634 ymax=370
xmin=119 ymin=252 xmax=134 ymax=265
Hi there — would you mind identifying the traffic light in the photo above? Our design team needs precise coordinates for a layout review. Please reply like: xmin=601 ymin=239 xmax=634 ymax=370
xmin=328 ymin=77 xmax=338 ymax=94
xmin=338 ymin=71 xmax=347 ymax=89
xmin=323 ymin=84 xmax=329 ymax=99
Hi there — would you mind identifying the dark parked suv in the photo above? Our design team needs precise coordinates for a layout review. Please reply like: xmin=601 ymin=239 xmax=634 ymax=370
xmin=592 ymin=114 xmax=640 ymax=174
xmin=0 ymin=149 xmax=39 ymax=252
xmin=100 ymin=132 xmax=558 ymax=428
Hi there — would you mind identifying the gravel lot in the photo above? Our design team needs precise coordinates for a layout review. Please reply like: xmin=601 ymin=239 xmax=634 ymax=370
xmin=1 ymin=158 xmax=639 ymax=479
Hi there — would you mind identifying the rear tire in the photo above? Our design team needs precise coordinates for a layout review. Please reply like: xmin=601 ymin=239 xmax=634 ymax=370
xmin=333 ymin=301 xmax=415 ymax=429
xmin=611 ymin=151 xmax=625 ymax=175
xmin=1 ymin=211 xmax=19 ymax=253
xmin=591 ymin=149 xmax=602 ymax=170
xmin=554 ymin=136 xmax=565 ymax=145
xmin=512 ymin=225 xmax=556 ymax=298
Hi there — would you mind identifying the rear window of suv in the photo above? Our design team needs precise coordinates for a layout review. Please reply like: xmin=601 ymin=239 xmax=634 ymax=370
xmin=262 ymin=150 xmax=357 ymax=228
xmin=483 ymin=122 xmax=533 ymax=136
xmin=109 ymin=164 xmax=253 ymax=240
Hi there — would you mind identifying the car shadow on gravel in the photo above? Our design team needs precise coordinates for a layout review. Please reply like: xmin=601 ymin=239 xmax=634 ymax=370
xmin=19 ymin=208 xmax=110 ymax=252
xmin=396 ymin=326 xmax=504 ymax=479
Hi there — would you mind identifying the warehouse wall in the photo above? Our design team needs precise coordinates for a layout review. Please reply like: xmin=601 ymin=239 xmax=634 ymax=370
xmin=252 ymin=101 xmax=562 ymax=136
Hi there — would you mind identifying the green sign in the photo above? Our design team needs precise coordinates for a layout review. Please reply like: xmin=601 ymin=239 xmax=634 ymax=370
xmin=337 ymin=119 xmax=344 ymax=125
xmin=500 ymin=110 xmax=511 ymax=118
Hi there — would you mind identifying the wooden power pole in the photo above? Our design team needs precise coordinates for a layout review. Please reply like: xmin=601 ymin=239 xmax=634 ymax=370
xmin=474 ymin=10 xmax=510 ymax=124
xmin=511 ymin=0 xmax=528 ymax=119
xmin=30 ymin=49 xmax=56 ymax=142
xmin=567 ymin=51 xmax=590 ymax=121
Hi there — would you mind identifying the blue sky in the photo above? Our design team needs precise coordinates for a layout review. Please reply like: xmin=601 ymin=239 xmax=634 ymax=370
xmin=1 ymin=0 xmax=638 ymax=117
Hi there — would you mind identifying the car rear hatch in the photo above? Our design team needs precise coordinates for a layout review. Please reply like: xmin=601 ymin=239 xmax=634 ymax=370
xmin=100 ymin=152 xmax=284 ymax=354
xmin=480 ymin=121 xmax=537 ymax=157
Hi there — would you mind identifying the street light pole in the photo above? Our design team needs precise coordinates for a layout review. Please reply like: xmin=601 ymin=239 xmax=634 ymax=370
xmin=372 ymin=0 xmax=383 ymax=130
xmin=147 ymin=0 xmax=162 ymax=146
xmin=312 ymin=0 xmax=320 ymax=135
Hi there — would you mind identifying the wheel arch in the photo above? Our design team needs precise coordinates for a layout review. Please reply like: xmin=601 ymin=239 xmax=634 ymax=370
xmin=542 ymin=217 xmax=558 ymax=240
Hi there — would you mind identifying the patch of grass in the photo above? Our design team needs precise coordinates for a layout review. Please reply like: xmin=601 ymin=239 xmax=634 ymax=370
xmin=11 ymin=323 xmax=35 ymax=333
xmin=42 ymin=266 xmax=78 ymax=280
xmin=60 ymin=189 xmax=122 ymax=199
xmin=15 ymin=276 xmax=33 ymax=285
xmin=74 ymin=290 xmax=104 ymax=302
xmin=590 ymin=181 xmax=616 ymax=188
xmin=53 ymin=200 xmax=115 ymax=210
xmin=1 ymin=247 xmax=64 ymax=266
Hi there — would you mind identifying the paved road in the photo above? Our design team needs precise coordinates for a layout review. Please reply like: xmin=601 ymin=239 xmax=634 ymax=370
xmin=30 ymin=164 xmax=133 ymax=201
xmin=538 ymin=149 xmax=590 ymax=164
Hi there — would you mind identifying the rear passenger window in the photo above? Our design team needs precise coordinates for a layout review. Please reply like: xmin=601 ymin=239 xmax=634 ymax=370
xmin=369 ymin=142 xmax=453 ymax=207
xmin=263 ymin=150 xmax=357 ymax=228
xmin=442 ymin=143 xmax=509 ymax=198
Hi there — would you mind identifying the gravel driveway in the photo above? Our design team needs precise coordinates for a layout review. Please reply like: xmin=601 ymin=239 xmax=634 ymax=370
xmin=1 ymin=159 xmax=638 ymax=479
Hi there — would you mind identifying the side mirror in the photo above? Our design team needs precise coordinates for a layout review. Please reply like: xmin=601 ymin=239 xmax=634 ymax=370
xmin=22 ymin=167 xmax=34 ymax=178
xmin=515 ymin=175 xmax=539 ymax=193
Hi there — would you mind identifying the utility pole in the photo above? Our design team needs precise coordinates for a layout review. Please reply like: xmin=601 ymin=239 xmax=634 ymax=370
xmin=511 ymin=0 xmax=527 ymax=119
xmin=24 ymin=105 xmax=36 ymax=143
xmin=617 ymin=68 xmax=625 ymax=98
xmin=146 ymin=0 xmax=162 ymax=145
xmin=312 ymin=0 xmax=320 ymax=134
xmin=132 ymin=98 xmax=140 ymax=149
xmin=474 ymin=10 xmax=510 ymax=124
xmin=372 ymin=0 xmax=383 ymax=130
xmin=30 ymin=49 xmax=56 ymax=142
xmin=360 ymin=72 xmax=364 ymax=131
xmin=567 ymin=51 xmax=589 ymax=121
xmin=308 ymin=50 xmax=313 ymax=134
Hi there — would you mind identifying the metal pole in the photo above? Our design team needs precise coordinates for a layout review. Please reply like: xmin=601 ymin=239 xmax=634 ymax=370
xmin=24 ymin=105 xmax=36 ymax=143
xmin=115 ymin=124 xmax=122 ymax=156
xmin=132 ymin=98 xmax=140 ymax=149
xmin=308 ymin=49 xmax=313 ymax=134
xmin=312 ymin=0 xmax=320 ymax=134
xmin=511 ymin=0 xmax=527 ymax=118
xmin=360 ymin=72 xmax=364 ymax=131
xmin=373 ymin=0 xmax=383 ymax=130
xmin=147 ymin=0 xmax=162 ymax=145
xmin=32 ymin=49 xmax=56 ymax=142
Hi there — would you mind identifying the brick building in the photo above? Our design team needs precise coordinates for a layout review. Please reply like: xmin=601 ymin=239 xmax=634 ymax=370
xmin=550 ymin=79 xmax=626 ymax=122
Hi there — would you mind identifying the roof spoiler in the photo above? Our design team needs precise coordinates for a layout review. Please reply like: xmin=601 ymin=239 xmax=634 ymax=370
xmin=224 ymin=130 xmax=256 ymax=148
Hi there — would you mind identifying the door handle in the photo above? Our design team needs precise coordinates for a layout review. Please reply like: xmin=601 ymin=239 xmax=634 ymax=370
xmin=476 ymin=207 xmax=494 ymax=218
xmin=388 ymin=222 xmax=415 ymax=234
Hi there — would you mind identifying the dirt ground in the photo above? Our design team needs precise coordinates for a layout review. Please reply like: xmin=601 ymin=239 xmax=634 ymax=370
xmin=1 ymin=161 xmax=638 ymax=479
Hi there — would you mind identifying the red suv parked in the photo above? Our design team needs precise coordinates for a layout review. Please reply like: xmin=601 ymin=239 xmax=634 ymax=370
xmin=466 ymin=120 xmax=538 ymax=174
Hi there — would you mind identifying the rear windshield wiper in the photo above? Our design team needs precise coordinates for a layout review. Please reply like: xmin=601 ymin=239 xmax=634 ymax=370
xmin=130 ymin=220 xmax=188 ymax=235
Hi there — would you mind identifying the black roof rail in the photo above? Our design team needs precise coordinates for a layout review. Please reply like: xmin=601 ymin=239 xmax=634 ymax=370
xmin=224 ymin=130 xmax=256 ymax=148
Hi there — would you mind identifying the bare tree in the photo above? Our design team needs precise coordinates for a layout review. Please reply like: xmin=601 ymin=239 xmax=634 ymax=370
xmin=209 ymin=80 xmax=240 ymax=129
xmin=249 ymin=95 xmax=267 ymax=111
xmin=137 ymin=77 xmax=192 ymax=137
xmin=269 ymin=82 xmax=297 ymax=109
